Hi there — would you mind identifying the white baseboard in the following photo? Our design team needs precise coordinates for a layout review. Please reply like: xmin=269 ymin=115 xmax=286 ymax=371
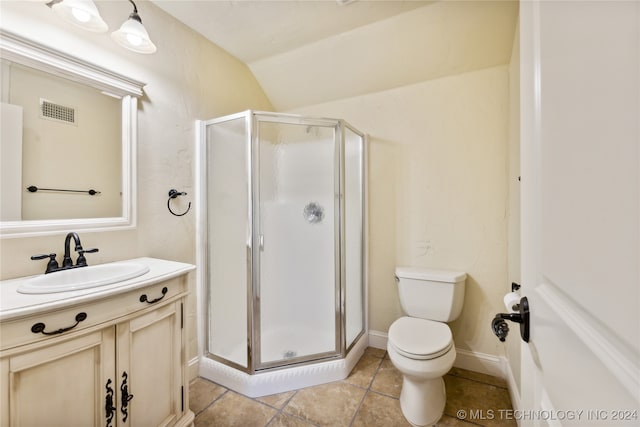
xmin=501 ymin=356 xmax=522 ymax=426
xmin=188 ymin=356 xmax=200 ymax=382
xmin=368 ymin=330 xmax=388 ymax=350
xmin=454 ymin=347 xmax=504 ymax=378
xmin=368 ymin=330 xmax=515 ymax=379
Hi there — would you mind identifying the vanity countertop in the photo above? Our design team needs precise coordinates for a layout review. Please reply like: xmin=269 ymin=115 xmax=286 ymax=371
xmin=0 ymin=257 xmax=195 ymax=322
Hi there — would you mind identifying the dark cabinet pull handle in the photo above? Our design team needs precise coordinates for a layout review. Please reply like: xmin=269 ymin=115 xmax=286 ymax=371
xmin=139 ymin=287 xmax=168 ymax=304
xmin=31 ymin=312 xmax=87 ymax=335
xmin=105 ymin=379 xmax=116 ymax=427
xmin=120 ymin=371 xmax=134 ymax=422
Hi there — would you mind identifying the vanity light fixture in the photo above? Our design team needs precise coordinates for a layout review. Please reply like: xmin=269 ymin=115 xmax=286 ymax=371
xmin=111 ymin=0 xmax=157 ymax=54
xmin=48 ymin=0 xmax=108 ymax=33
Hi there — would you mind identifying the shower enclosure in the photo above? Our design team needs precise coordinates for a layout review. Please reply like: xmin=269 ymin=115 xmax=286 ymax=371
xmin=197 ymin=111 xmax=366 ymax=396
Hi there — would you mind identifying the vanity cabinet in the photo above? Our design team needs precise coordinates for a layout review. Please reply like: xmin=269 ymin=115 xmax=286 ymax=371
xmin=0 ymin=261 xmax=194 ymax=427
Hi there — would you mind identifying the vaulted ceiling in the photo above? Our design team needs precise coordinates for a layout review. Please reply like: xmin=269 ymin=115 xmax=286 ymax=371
xmin=152 ymin=0 xmax=519 ymax=110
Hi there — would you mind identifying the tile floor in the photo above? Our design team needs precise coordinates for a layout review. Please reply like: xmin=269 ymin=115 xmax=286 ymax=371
xmin=190 ymin=347 xmax=517 ymax=427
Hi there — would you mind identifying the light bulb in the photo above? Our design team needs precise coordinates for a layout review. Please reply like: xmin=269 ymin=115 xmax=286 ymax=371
xmin=111 ymin=0 xmax=157 ymax=54
xmin=126 ymin=33 xmax=143 ymax=46
xmin=71 ymin=7 xmax=91 ymax=23
xmin=51 ymin=0 xmax=108 ymax=32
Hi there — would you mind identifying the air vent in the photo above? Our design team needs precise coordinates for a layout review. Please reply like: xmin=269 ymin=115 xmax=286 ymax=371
xmin=40 ymin=99 xmax=76 ymax=125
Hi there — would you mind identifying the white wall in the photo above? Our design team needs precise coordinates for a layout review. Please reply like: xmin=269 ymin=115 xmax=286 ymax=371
xmin=294 ymin=65 xmax=511 ymax=359
xmin=0 ymin=0 xmax=273 ymax=376
xmin=250 ymin=0 xmax=518 ymax=110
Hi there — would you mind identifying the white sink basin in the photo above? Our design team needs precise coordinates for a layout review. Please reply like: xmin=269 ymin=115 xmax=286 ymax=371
xmin=17 ymin=262 xmax=151 ymax=294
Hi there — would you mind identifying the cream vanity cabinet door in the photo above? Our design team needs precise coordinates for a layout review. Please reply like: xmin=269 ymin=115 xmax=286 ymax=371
xmin=116 ymin=300 xmax=185 ymax=427
xmin=0 ymin=328 xmax=116 ymax=426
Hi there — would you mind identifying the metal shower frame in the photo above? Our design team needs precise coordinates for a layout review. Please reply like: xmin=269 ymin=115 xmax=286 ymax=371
xmin=198 ymin=110 xmax=366 ymax=374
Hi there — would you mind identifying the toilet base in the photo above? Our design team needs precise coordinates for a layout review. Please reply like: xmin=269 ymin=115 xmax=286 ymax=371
xmin=399 ymin=375 xmax=446 ymax=427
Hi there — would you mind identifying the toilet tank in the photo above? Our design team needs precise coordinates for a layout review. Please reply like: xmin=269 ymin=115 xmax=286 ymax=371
xmin=395 ymin=267 xmax=466 ymax=322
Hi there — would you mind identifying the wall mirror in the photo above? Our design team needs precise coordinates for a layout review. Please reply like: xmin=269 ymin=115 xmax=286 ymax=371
xmin=0 ymin=30 xmax=145 ymax=238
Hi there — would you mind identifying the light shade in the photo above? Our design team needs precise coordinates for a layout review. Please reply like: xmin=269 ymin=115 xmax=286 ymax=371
xmin=111 ymin=18 xmax=156 ymax=54
xmin=51 ymin=0 xmax=108 ymax=33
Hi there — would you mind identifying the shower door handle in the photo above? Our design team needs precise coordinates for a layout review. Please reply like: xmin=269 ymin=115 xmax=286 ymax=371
xmin=259 ymin=234 xmax=264 ymax=251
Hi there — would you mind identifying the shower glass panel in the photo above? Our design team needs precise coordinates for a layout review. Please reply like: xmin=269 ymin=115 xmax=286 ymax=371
xmin=255 ymin=119 xmax=338 ymax=368
xmin=206 ymin=114 xmax=249 ymax=368
xmin=344 ymin=124 xmax=364 ymax=349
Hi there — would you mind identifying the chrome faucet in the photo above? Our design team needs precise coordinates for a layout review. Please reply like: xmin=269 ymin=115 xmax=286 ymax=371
xmin=31 ymin=232 xmax=99 ymax=274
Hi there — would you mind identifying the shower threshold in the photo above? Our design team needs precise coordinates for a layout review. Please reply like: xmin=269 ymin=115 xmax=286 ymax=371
xmin=198 ymin=334 xmax=367 ymax=398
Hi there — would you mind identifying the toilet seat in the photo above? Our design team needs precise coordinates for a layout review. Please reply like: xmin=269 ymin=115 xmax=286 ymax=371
xmin=388 ymin=317 xmax=453 ymax=360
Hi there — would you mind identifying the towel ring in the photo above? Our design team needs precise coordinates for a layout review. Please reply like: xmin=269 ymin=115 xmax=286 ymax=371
xmin=167 ymin=189 xmax=191 ymax=217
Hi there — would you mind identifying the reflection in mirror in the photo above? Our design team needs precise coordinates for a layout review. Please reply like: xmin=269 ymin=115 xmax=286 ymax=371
xmin=0 ymin=30 xmax=145 ymax=238
xmin=1 ymin=60 xmax=122 ymax=221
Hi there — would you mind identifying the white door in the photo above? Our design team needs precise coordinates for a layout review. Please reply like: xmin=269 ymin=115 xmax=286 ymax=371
xmin=520 ymin=1 xmax=639 ymax=425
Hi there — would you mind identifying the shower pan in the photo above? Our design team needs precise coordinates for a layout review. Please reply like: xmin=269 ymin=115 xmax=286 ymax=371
xmin=197 ymin=111 xmax=367 ymax=397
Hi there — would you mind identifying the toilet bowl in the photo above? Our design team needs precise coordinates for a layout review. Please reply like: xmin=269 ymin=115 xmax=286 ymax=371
xmin=387 ymin=317 xmax=457 ymax=426
xmin=388 ymin=267 xmax=466 ymax=426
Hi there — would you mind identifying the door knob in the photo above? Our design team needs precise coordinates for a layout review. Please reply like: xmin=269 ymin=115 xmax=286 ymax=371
xmin=491 ymin=296 xmax=530 ymax=342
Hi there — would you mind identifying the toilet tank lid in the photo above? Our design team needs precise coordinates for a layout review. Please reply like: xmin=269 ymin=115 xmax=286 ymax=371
xmin=395 ymin=267 xmax=466 ymax=283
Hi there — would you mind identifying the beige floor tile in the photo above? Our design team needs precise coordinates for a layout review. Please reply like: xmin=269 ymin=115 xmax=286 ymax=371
xmin=444 ymin=375 xmax=516 ymax=427
xmin=448 ymin=367 xmax=508 ymax=388
xmin=189 ymin=378 xmax=227 ymax=415
xmin=267 ymin=412 xmax=317 ymax=427
xmin=284 ymin=381 xmax=366 ymax=427
xmin=256 ymin=390 xmax=296 ymax=409
xmin=436 ymin=414 xmax=480 ymax=426
xmin=352 ymin=391 xmax=411 ymax=427
xmin=343 ymin=353 xmax=383 ymax=388
xmin=195 ymin=390 xmax=277 ymax=427
xmin=370 ymin=358 xmax=403 ymax=398
xmin=364 ymin=346 xmax=386 ymax=359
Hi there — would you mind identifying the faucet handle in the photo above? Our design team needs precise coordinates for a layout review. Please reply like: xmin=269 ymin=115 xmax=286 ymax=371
xmin=31 ymin=253 xmax=59 ymax=274
xmin=76 ymin=248 xmax=99 ymax=267
xmin=31 ymin=253 xmax=55 ymax=261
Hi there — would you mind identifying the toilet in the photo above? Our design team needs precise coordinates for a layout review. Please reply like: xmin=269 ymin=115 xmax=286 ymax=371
xmin=387 ymin=267 xmax=466 ymax=427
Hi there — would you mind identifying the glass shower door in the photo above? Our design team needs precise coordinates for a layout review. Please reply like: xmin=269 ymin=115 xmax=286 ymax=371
xmin=254 ymin=116 xmax=339 ymax=369
xmin=205 ymin=114 xmax=250 ymax=369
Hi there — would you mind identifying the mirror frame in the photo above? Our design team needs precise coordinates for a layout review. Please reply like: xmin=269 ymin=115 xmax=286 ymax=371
xmin=0 ymin=30 xmax=145 ymax=238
